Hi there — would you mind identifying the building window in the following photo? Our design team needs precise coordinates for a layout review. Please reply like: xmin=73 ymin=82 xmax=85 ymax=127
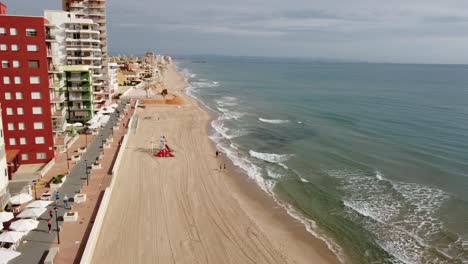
xmin=1 ymin=60 xmax=9 ymax=68
xmin=36 ymin=152 xmax=47 ymax=160
xmin=3 ymin=76 xmax=10 ymax=84
xmin=18 ymin=123 xmax=25 ymax=130
xmin=20 ymin=137 xmax=27 ymax=145
xmin=7 ymin=123 xmax=14 ymax=131
xmin=5 ymin=108 xmax=13 ymax=115
xmin=17 ymin=107 xmax=24 ymax=115
xmin=34 ymin=122 xmax=44 ymax=129
xmin=0 ymin=28 xmax=5 ymax=36
xmin=12 ymin=61 xmax=20 ymax=68
xmin=5 ymin=92 xmax=11 ymax=100
xmin=28 ymin=60 xmax=39 ymax=68
xmin=16 ymin=92 xmax=23 ymax=100
xmin=30 ymin=76 xmax=40 ymax=84
xmin=26 ymin=28 xmax=37 ymax=37
xmin=31 ymin=92 xmax=42 ymax=99
xmin=14 ymin=76 xmax=22 ymax=84
xmin=21 ymin=154 xmax=29 ymax=161
xmin=27 ymin=45 xmax=38 ymax=52
xmin=35 ymin=137 xmax=45 ymax=144
xmin=32 ymin=107 xmax=43 ymax=114
xmin=11 ymin=44 xmax=18 ymax=51
xmin=9 ymin=138 xmax=16 ymax=146
xmin=0 ymin=44 xmax=7 ymax=51
xmin=10 ymin=28 xmax=17 ymax=36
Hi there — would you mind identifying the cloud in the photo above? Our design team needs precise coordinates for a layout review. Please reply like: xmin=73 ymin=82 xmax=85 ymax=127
xmin=3 ymin=0 xmax=468 ymax=63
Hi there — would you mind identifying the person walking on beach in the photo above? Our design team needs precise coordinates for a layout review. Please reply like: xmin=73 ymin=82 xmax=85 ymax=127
xmin=47 ymin=219 xmax=52 ymax=233
xmin=216 ymin=151 xmax=219 ymax=158
xmin=49 ymin=208 xmax=54 ymax=219
xmin=219 ymin=164 xmax=222 ymax=171
xmin=63 ymin=195 xmax=69 ymax=209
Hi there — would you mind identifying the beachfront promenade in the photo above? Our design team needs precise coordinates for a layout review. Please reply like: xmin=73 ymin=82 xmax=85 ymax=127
xmin=10 ymin=102 xmax=128 ymax=264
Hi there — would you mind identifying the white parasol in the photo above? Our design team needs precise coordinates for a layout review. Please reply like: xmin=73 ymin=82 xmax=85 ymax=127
xmin=17 ymin=208 xmax=46 ymax=219
xmin=9 ymin=193 xmax=33 ymax=205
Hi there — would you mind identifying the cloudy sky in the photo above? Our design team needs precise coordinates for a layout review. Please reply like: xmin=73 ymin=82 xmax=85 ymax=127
xmin=4 ymin=0 xmax=468 ymax=64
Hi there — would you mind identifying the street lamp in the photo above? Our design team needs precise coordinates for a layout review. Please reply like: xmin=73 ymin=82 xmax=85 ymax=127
xmin=32 ymin=180 xmax=37 ymax=200
xmin=84 ymin=125 xmax=88 ymax=148
xmin=53 ymin=207 xmax=60 ymax=244
xmin=65 ymin=145 xmax=70 ymax=173
xmin=101 ymin=135 xmax=105 ymax=154
xmin=84 ymin=159 xmax=89 ymax=186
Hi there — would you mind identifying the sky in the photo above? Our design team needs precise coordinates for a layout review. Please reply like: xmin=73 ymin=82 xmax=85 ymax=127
xmin=3 ymin=0 xmax=468 ymax=64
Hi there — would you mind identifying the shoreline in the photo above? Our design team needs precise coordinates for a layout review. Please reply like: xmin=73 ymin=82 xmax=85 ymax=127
xmin=181 ymin=64 xmax=343 ymax=263
xmin=91 ymin=62 xmax=342 ymax=263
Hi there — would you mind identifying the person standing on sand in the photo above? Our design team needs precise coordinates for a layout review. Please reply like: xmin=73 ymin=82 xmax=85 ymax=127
xmin=219 ymin=164 xmax=222 ymax=171
xmin=49 ymin=208 xmax=53 ymax=219
xmin=216 ymin=151 xmax=219 ymax=157
xmin=47 ymin=219 xmax=52 ymax=233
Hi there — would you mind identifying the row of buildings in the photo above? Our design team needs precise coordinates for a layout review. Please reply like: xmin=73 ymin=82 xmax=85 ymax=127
xmin=0 ymin=0 xmax=115 ymax=208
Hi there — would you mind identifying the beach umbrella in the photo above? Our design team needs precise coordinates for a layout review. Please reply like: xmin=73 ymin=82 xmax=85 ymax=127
xmin=0 ymin=248 xmax=21 ymax=263
xmin=17 ymin=208 xmax=46 ymax=219
xmin=9 ymin=193 xmax=33 ymax=205
xmin=0 ymin=231 xmax=24 ymax=243
xmin=10 ymin=219 xmax=39 ymax=232
xmin=0 ymin=212 xmax=14 ymax=222
xmin=26 ymin=200 xmax=53 ymax=208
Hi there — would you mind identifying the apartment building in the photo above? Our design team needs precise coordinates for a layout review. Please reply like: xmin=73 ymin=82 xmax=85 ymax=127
xmin=45 ymin=10 xmax=105 ymax=116
xmin=64 ymin=65 xmax=94 ymax=122
xmin=108 ymin=62 xmax=118 ymax=98
xmin=62 ymin=0 xmax=111 ymax=104
xmin=0 ymin=5 xmax=56 ymax=174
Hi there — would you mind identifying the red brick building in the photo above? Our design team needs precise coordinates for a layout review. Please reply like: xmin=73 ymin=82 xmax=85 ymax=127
xmin=0 ymin=4 xmax=55 ymax=176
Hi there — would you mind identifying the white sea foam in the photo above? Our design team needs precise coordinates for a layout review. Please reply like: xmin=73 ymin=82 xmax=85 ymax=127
xmin=328 ymin=169 xmax=458 ymax=264
xmin=192 ymin=81 xmax=220 ymax=88
xmin=299 ymin=177 xmax=310 ymax=183
xmin=216 ymin=107 xmax=245 ymax=120
xmin=258 ymin=118 xmax=290 ymax=124
xmin=249 ymin=150 xmax=294 ymax=163
xmin=278 ymin=163 xmax=289 ymax=169
xmin=211 ymin=120 xmax=248 ymax=139
xmin=266 ymin=167 xmax=283 ymax=179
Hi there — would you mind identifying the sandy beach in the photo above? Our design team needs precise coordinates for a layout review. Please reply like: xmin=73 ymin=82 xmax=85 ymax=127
xmin=91 ymin=64 xmax=341 ymax=264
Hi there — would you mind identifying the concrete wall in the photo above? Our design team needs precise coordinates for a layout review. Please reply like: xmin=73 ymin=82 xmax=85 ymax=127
xmin=80 ymin=101 xmax=137 ymax=264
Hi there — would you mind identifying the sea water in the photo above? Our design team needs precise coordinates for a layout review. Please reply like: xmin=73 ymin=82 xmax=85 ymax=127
xmin=177 ymin=56 xmax=468 ymax=264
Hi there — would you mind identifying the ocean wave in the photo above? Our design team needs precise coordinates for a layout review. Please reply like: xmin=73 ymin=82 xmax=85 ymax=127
xmin=211 ymin=120 xmax=248 ymax=140
xmin=249 ymin=150 xmax=294 ymax=163
xmin=328 ymin=169 xmax=462 ymax=263
xmin=258 ymin=118 xmax=290 ymax=124
xmin=216 ymin=107 xmax=246 ymax=120
xmin=192 ymin=81 xmax=220 ymax=88
xmin=299 ymin=177 xmax=310 ymax=183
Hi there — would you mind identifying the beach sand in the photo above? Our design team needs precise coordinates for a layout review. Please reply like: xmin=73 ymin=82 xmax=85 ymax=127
xmin=91 ymin=64 xmax=341 ymax=264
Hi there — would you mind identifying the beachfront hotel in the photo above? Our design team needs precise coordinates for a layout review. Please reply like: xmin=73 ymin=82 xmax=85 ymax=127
xmin=62 ymin=0 xmax=112 ymax=104
xmin=0 ymin=4 xmax=56 ymax=176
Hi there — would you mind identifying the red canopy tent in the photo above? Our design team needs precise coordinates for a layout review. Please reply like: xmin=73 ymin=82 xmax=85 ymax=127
xmin=155 ymin=148 xmax=174 ymax=157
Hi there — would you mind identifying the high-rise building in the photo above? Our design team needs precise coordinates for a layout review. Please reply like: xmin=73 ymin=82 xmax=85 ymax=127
xmin=0 ymin=105 xmax=10 ymax=209
xmin=45 ymin=10 xmax=103 ymax=119
xmin=63 ymin=65 xmax=94 ymax=122
xmin=0 ymin=4 xmax=56 ymax=175
xmin=62 ymin=0 xmax=112 ymax=105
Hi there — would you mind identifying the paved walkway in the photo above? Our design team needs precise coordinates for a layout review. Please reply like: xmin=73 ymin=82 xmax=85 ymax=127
xmin=10 ymin=101 xmax=128 ymax=264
